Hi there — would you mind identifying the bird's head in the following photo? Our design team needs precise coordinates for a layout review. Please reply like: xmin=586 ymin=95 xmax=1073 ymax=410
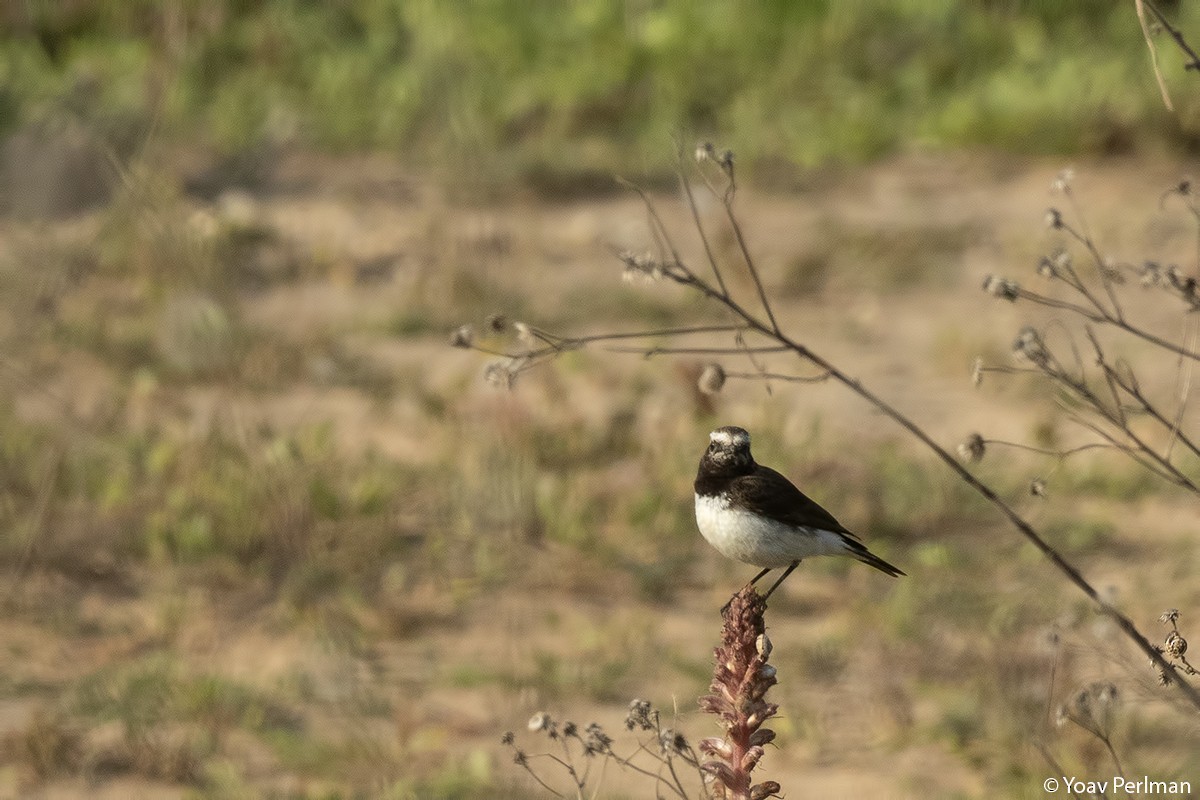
xmin=702 ymin=426 xmax=754 ymax=473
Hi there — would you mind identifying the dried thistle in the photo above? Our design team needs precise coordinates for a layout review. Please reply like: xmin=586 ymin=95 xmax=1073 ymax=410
xmin=625 ymin=698 xmax=655 ymax=731
xmin=504 ymin=702 xmax=702 ymax=797
xmin=982 ymin=274 xmax=1020 ymax=301
xmin=1038 ymin=249 xmax=1071 ymax=280
xmin=1012 ymin=326 xmax=1049 ymax=367
xmin=698 ymin=586 xmax=781 ymax=800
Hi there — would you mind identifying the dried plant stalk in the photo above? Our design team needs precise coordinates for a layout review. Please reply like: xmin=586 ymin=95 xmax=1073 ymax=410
xmin=698 ymin=586 xmax=781 ymax=800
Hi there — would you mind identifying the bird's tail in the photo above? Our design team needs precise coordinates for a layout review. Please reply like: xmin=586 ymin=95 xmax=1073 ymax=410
xmin=847 ymin=540 xmax=906 ymax=577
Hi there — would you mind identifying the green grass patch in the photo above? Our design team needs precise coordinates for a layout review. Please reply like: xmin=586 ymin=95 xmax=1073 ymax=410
xmin=6 ymin=2 xmax=1200 ymax=187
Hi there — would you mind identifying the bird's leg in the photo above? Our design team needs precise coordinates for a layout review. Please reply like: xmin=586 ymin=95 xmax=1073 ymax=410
xmin=748 ymin=567 xmax=772 ymax=586
xmin=760 ymin=561 xmax=800 ymax=603
xmin=722 ymin=567 xmax=775 ymax=615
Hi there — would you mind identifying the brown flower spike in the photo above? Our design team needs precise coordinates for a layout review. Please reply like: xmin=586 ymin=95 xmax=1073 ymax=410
xmin=698 ymin=586 xmax=782 ymax=800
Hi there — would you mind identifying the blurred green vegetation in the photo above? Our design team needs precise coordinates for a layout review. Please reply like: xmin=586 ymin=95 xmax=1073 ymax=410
xmin=5 ymin=0 xmax=1200 ymax=187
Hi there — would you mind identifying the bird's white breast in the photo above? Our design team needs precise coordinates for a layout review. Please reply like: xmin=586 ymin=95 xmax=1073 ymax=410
xmin=694 ymin=492 xmax=849 ymax=568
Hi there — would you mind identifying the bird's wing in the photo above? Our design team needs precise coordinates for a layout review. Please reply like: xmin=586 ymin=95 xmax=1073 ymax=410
xmin=730 ymin=466 xmax=860 ymax=538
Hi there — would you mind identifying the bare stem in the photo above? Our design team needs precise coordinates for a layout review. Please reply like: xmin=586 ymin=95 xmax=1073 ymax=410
xmin=1143 ymin=0 xmax=1200 ymax=71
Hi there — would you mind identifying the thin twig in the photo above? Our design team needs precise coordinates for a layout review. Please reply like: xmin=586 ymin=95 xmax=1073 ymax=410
xmin=1136 ymin=0 xmax=1176 ymax=110
xmin=1062 ymin=191 xmax=1125 ymax=322
xmin=980 ymin=439 xmax=1116 ymax=459
xmin=720 ymin=180 xmax=781 ymax=334
xmin=1165 ymin=316 xmax=1198 ymax=460
xmin=1035 ymin=742 xmax=1087 ymax=800
xmin=675 ymin=154 xmax=730 ymax=298
xmin=602 ymin=344 xmax=791 ymax=357
xmin=726 ymin=370 xmax=831 ymax=383
xmin=1143 ymin=0 xmax=1200 ymax=71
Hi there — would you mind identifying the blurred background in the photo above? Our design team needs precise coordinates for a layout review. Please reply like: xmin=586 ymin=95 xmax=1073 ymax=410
xmin=1 ymin=2 xmax=1198 ymax=797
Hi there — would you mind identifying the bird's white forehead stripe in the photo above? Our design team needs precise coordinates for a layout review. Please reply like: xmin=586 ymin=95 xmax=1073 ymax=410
xmin=710 ymin=429 xmax=749 ymax=447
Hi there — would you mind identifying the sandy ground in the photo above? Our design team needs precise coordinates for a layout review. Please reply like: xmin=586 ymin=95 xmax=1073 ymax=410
xmin=1 ymin=150 xmax=1198 ymax=798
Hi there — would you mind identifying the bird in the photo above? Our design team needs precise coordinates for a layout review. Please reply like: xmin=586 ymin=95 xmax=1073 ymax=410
xmin=694 ymin=425 xmax=904 ymax=604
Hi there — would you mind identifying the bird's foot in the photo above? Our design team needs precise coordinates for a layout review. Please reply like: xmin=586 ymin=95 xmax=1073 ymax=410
xmin=720 ymin=584 xmax=758 ymax=616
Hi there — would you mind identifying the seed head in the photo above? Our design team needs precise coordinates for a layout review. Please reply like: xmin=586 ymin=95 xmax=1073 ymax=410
xmin=1062 ymin=681 xmax=1120 ymax=737
xmin=1012 ymin=326 xmax=1049 ymax=366
xmin=527 ymin=712 xmax=551 ymax=733
xmin=485 ymin=313 xmax=509 ymax=334
xmin=625 ymin=698 xmax=655 ymax=731
xmin=1038 ymin=250 xmax=1071 ymax=279
xmin=1159 ymin=609 xmax=1180 ymax=625
xmin=698 ymin=362 xmax=727 ymax=395
xmin=971 ymin=356 xmax=984 ymax=388
xmin=583 ymin=722 xmax=612 ymax=756
xmin=958 ymin=433 xmax=986 ymax=463
xmin=696 ymin=141 xmax=716 ymax=163
xmin=513 ymin=321 xmax=535 ymax=346
xmin=449 ymin=324 xmax=474 ymax=349
xmin=982 ymin=274 xmax=1020 ymax=301
xmin=484 ymin=360 xmax=517 ymax=390
xmin=1030 ymin=478 xmax=1047 ymax=498
xmin=659 ymin=728 xmax=688 ymax=755
xmin=1051 ymin=169 xmax=1075 ymax=193
xmin=619 ymin=250 xmax=666 ymax=284
xmin=1166 ymin=631 xmax=1188 ymax=659
xmin=1141 ymin=261 xmax=1164 ymax=287
xmin=1045 ymin=208 xmax=1064 ymax=229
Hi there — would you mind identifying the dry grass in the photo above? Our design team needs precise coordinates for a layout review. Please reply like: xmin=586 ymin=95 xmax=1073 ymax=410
xmin=0 ymin=150 xmax=1196 ymax=797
